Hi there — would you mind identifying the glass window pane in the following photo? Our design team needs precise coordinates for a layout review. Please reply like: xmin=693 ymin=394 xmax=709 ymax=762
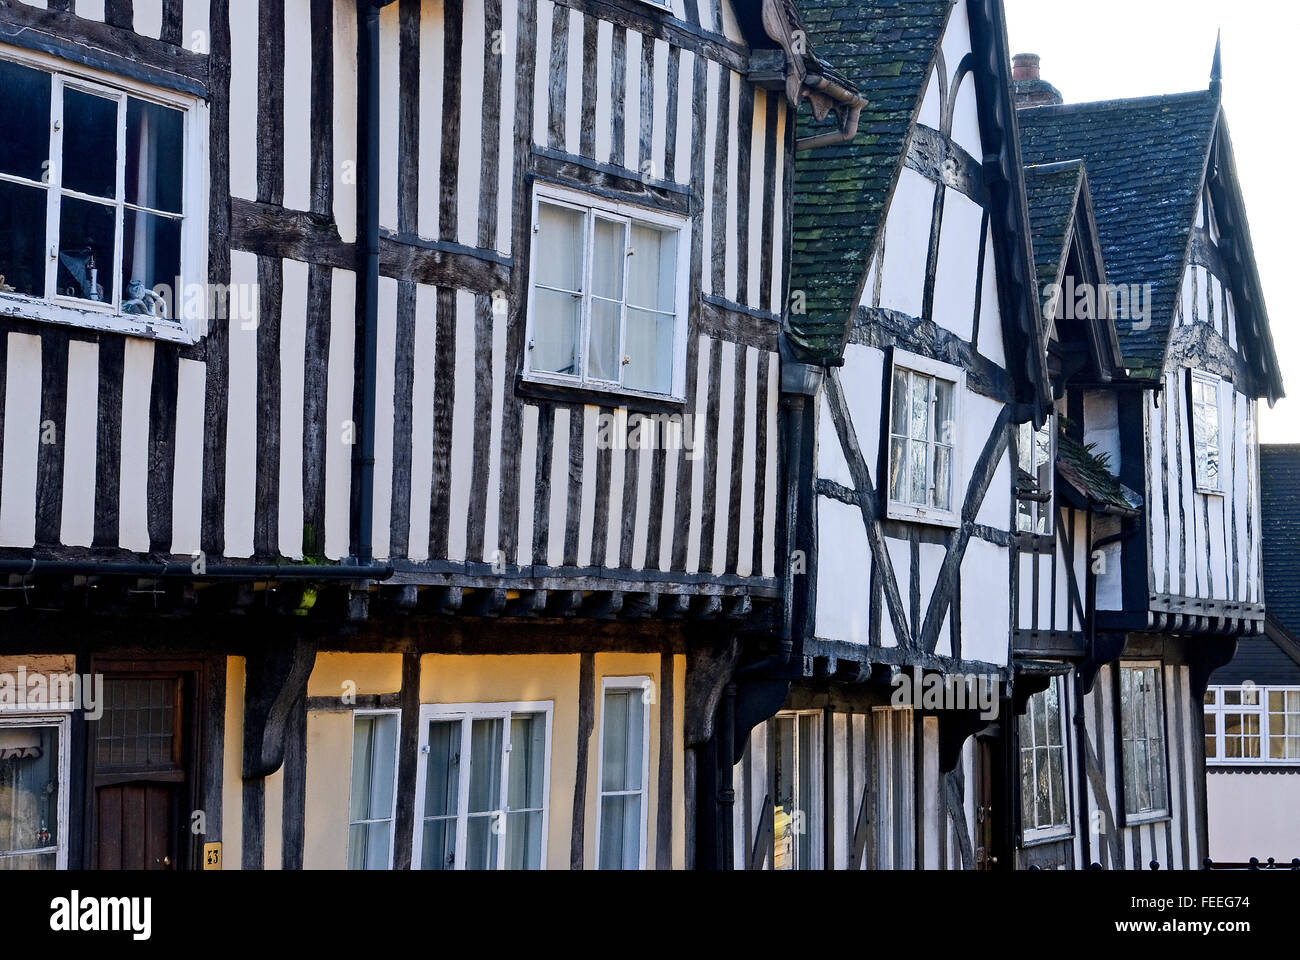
xmin=590 ymin=217 xmax=625 ymax=300
xmin=1048 ymin=750 xmax=1067 ymax=825
xmin=420 ymin=819 xmax=455 ymax=870
xmin=125 ymin=98 xmax=183 ymax=214
xmin=889 ymin=438 xmax=908 ymax=503
xmin=62 ymin=88 xmax=119 ymax=199
xmin=933 ymin=445 xmax=952 ymax=511
xmin=773 ymin=717 xmax=795 ymax=870
xmin=57 ymin=195 xmax=116 ymax=303
xmin=0 ymin=60 xmax=51 ymax=182
xmin=347 ymin=821 xmax=392 ymax=870
xmin=1018 ymin=422 xmax=1033 ymax=475
xmin=891 ymin=370 xmax=908 ymax=437
xmin=628 ymin=223 xmax=675 ymax=312
xmin=349 ymin=714 xmax=397 ymax=824
xmin=0 ymin=180 xmax=48 ymax=297
xmin=423 ymin=720 xmax=460 ymax=819
xmin=467 ymin=718 xmax=503 ymax=814
xmin=602 ymin=690 xmax=645 ymax=793
xmin=909 ymin=439 xmax=928 ymax=505
xmin=910 ymin=373 xmax=931 ymax=441
xmin=531 ymin=288 xmax=581 ymax=376
xmin=598 ymin=794 xmax=641 ymax=870
xmin=623 ymin=306 xmax=673 ymax=394
xmin=587 ymin=297 xmax=620 ymax=383
xmin=0 ymin=725 xmax=60 ymax=856
xmin=534 ymin=203 xmax=583 ymax=290
xmin=797 ymin=715 xmax=817 ymax=869
xmin=464 ymin=814 xmax=499 ymax=870
xmin=934 ymin=380 xmax=953 ymax=447
xmin=121 ymin=209 xmax=180 ymax=315
xmin=505 ymin=810 xmax=543 ymax=869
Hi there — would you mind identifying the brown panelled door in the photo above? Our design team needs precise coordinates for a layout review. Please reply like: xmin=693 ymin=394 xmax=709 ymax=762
xmin=91 ymin=674 xmax=188 ymax=870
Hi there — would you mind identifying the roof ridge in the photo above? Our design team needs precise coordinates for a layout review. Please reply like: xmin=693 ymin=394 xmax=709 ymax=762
xmin=1017 ymin=87 xmax=1214 ymax=116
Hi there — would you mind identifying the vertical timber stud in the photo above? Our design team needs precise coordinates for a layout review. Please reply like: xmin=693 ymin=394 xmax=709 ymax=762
xmin=393 ymin=651 xmax=421 ymax=869
xmin=571 ymin=653 xmax=596 ymax=868
xmin=354 ymin=0 xmax=397 ymax=561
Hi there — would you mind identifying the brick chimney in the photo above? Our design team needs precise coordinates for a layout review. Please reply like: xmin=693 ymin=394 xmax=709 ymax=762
xmin=1013 ymin=53 xmax=1063 ymax=107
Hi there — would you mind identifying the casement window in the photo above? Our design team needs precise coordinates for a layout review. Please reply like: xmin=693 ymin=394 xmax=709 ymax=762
xmin=0 ymin=713 xmax=70 ymax=870
xmin=771 ymin=711 xmax=823 ymax=871
xmin=886 ymin=351 xmax=964 ymax=526
xmin=412 ymin=702 xmax=552 ymax=870
xmin=596 ymin=678 xmax=652 ymax=870
xmin=1016 ymin=417 xmax=1055 ymax=535
xmin=1204 ymin=686 xmax=1300 ymax=764
xmin=0 ymin=49 xmax=207 ymax=343
xmin=1190 ymin=370 xmax=1223 ymax=494
xmin=1118 ymin=663 xmax=1168 ymax=821
xmin=525 ymin=185 xmax=688 ymax=399
xmin=1019 ymin=676 xmax=1071 ymax=841
xmin=347 ymin=710 xmax=400 ymax=870
xmin=870 ymin=706 xmax=914 ymax=870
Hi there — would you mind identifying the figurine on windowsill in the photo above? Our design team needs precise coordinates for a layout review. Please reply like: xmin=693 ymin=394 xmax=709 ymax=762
xmin=121 ymin=279 xmax=168 ymax=319
xmin=0 ymin=275 xmax=14 ymax=293
xmin=58 ymin=247 xmax=104 ymax=302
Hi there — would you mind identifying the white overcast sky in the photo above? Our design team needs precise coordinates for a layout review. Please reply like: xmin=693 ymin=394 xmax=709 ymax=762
xmin=1004 ymin=0 xmax=1299 ymax=442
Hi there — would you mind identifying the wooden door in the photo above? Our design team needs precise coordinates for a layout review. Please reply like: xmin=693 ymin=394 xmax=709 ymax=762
xmin=91 ymin=674 xmax=187 ymax=870
xmin=973 ymin=733 xmax=1002 ymax=871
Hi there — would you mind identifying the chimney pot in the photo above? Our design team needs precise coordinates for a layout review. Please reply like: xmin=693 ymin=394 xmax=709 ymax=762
xmin=1013 ymin=53 xmax=1041 ymax=83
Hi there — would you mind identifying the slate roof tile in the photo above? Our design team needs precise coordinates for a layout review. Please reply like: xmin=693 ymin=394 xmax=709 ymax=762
xmin=1017 ymin=90 xmax=1221 ymax=378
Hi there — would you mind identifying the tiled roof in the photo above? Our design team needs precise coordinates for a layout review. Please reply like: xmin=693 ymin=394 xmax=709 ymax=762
xmin=786 ymin=0 xmax=953 ymax=363
xmin=1022 ymin=160 xmax=1085 ymax=320
xmin=1017 ymin=90 xmax=1221 ymax=378
xmin=1056 ymin=430 xmax=1142 ymax=514
xmin=1261 ymin=445 xmax=1300 ymax=636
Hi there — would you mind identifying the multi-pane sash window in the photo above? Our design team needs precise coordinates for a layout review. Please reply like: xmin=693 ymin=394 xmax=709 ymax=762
xmin=772 ymin=711 xmax=823 ymax=870
xmin=1019 ymin=677 xmax=1070 ymax=839
xmin=1205 ymin=686 xmax=1300 ymax=763
xmin=0 ymin=715 xmax=69 ymax=870
xmin=0 ymin=53 xmax=201 ymax=338
xmin=527 ymin=188 xmax=684 ymax=397
xmin=348 ymin=711 xmax=399 ymax=870
xmin=887 ymin=352 xmax=962 ymax=525
xmin=413 ymin=703 xmax=551 ymax=870
xmin=1190 ymin=370 xmax=1222 ymax=493
xmin=1119 ymin=664 xmax=1168 ymax=820
xmin=1016 ymin=417 xmax=1055 ymax=535
xmin=597 ymin=680 xmax=650 ymax=870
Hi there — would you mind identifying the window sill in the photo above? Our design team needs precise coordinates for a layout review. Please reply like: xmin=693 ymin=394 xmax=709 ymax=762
xmin=516 ymin=373 xmax=685 ymax=414
xmin=1196 ymin=487 xmax=1225 ymax=498
xmin=0 ymin=294 xmax=199 ymax=345
xmin=1021 ymin=827 xmax=1074 ymax=848
xmin=885 ymin=503 xmax=959 ymax=529
xmin=1122 ymin=811 xmax=1171 ymax=828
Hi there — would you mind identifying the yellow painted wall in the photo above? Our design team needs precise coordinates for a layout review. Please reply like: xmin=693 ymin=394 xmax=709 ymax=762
xmin=307 ymin=652 xmax=402 ymax=697
xmin=221 ymin=656 xmax=245 ymax=870
xmin=303 ymin=710 xmax=354 ymax=869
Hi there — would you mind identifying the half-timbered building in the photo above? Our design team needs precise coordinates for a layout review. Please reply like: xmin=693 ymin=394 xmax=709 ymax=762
xmin=1008 ymin=48 xmax=1285 ymax=870
xmin=0 ymin=0 xmax=840 ymax=870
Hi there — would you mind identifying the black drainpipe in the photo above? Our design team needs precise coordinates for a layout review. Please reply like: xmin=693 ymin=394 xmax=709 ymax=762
xmin=355 ymin=1 xmax=396 ymax=563
xmin=1078 ymin=505 xmax=1141 ymax=867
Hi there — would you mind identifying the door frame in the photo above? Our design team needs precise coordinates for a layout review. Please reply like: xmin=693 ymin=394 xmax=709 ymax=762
xmin=82 ymin=656 xmax=208 ymax=870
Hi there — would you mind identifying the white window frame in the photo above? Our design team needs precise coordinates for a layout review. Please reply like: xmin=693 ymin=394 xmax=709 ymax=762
xmin=346 ymin=708 xmax=401 ymax=870
xmin=1118 ymin=661 xmax=1170 ymax=824
xmin=770 ymin=709 xmax=824 ymax=870
xmin=885 ymin=349 xmax=965 ymax=528
xmin=594 ymin=676 xmax=653 ymax=870
xmin=410 ymin=700 xmax=553 ymax=871
xmin=1205 ymin=684 xmax=1300 ymax=765
xmin=1019 ymin=675 xmax=1073 ymax=844
xmin=523 ymin=182 xmax=690 ymax=402
xmin=632 ymin=0 xmax=675 ymax=12
xmin=0 ymin=712 xmax=71 ymax=870
xmin=0 ymin=43 xmax=209 ymax=344
xmin=1190 ymin=369 xmax=1224 ymax=496
xmin=1016 ymin=415 xmax=1055 ymax=536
